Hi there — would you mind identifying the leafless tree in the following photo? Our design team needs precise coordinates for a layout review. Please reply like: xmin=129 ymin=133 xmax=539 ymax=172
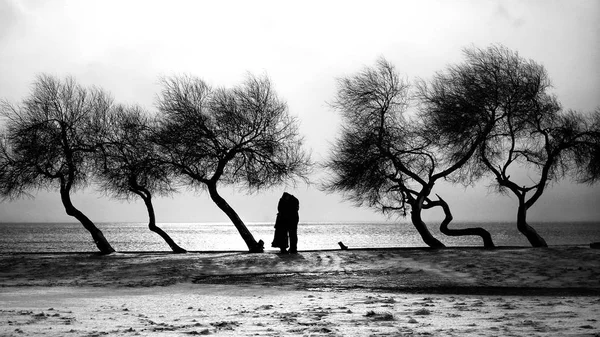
xmin=418 ymin=45 xmax=600 ymax=247
xmin=94 ymin=105 xmax=186 ymax=253
xmin=324 ymin=58 xmax=494 ymax=248
xmin=0 ymin=75 xmax=115 ymax=254
xmin=155 ymin=73 xmax=311 ymax=253
xmin=563 ymin=108 xmax=600 ymax=185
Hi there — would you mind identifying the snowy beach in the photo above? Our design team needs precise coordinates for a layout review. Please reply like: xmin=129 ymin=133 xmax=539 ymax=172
xmin=1 ymin=247 xmax=599 ymax=336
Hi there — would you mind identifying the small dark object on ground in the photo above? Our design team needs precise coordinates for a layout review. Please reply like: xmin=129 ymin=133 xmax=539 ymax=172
xmin=591 ymin=242 xmax=600 ymax=249
xmin=365 ymin=310 xmax=394 ymax=321
xmin=338 ymin=242 xmax=348 ymax=250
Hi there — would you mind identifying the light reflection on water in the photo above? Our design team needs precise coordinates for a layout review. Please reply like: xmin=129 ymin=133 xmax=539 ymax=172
xmin=0 ymin=221 xmax=598 ymax=253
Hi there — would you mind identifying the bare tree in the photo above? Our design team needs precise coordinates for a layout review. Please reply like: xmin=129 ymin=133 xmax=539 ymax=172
xmin=155 ymin=74 xmax=311 ymax=253
xmin=418 ymin=45 xmax=600 ymax=247
xmin=324 ymin=58 xmax=494 ymax=248
xmin=94 ymin=105 xmax=186 ymax=253
xmin=564 ymin=108 xmax=600 ymax=185
xmin=0 ymin=75 xmax=115 ymax=254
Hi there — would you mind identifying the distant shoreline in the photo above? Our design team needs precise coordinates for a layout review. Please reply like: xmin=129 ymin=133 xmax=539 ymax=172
xmin=0 ymin=244 xmax=596 ymax=255
xmin=1 ymin=220 xmax=599 ymax=224
xmin=2 ymin=222 xmax=599 ymax=253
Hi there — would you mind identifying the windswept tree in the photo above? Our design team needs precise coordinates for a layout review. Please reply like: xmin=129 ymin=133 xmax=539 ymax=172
xmin=0 ymin=75 xmax=115 ymax=254
xmin=156 ymin=74 xmax=311 ymax=253
xmin=94 ymin=105 xmax=186 ymax=253
xmin=564 ymin=108 xmax=600 ymax=185
xmin=324 ymin=58 xmax=494 ymax=248
xmin=419 ymin=45 xmax=600 ymax=247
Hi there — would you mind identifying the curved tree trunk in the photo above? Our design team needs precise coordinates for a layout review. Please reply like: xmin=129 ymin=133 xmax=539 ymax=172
xmin=409 ymin=197 xmax=446 ymax=248
xmin=138 ymin=192 xmax=187 ymax=253
xmin=207 ymin=182 xmax=264 ymax=253
xmin=426 ymin=194 xmax=495 ymax=248
xmin=60 ymin=186 xmax=115 ymax=254
xmin=517 ymin=199 xmax=548 ymax=247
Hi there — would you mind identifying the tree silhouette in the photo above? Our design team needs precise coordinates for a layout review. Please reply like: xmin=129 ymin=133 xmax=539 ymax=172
xmin=563 ymin=108 xmax=600 ymax=185
xmin=0 ymin=75 xmax=115 ymax=254
xmin=324 ymin=58 xmax=494 ymax=248
xmin=155 ymin=74 xmax=311 ymax=252
xmin=94 ymin=105 xmax=186 ymax=253
xmin=419 ymin=45 xmax=600 ymax=247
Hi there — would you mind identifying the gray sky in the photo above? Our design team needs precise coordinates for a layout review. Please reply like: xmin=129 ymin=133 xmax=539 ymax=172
xmin=0 ymin=0 xmax=599 ymax=224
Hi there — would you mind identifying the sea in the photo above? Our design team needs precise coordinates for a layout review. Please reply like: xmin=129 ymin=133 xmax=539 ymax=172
xmin=0 ymin=221 xmax=599 ymax=253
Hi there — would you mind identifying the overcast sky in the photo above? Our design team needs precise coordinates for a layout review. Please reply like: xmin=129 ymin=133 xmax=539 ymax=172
xmin=0 ymin=0 xmax=599 ymax=224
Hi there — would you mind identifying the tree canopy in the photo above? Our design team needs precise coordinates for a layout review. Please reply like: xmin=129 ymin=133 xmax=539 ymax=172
xmin=325 ymin=58 xmax=494 ymax=248
xmin=1 ymin=46 xmax=597 ymax=251
xmin=0 ymin=74 xmax=115 ymax=253
xmin=94 ymin=104 xmax=186 ymax=253
xmin=155 ymin=73 xmax=311 ymax=252
xmin=418 ymin=45 xmax=600 ymax=246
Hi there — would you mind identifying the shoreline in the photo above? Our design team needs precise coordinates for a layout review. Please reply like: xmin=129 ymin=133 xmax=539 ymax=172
xmin=1 ymin=246 xmax=599 ymax=294
xmin=2 ymin=247 xmax=599 ymax=336
xmin=3 ymin=221 xmax=599 ymax=253
xmin=1 ymin=242 xmax=595 ymax=254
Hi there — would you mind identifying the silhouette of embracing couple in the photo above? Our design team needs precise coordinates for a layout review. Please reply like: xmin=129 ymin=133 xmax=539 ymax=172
xmin=271 ymin=192 xmax=299 ymax=254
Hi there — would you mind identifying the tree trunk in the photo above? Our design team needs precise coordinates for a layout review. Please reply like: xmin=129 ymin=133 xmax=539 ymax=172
xmin=517 ymin=199 xmax=548 ymax=247
xmin=60 ymin=186 xmax=115 ymax=254
xmin=430 ymin=195 xmax=495 ymax=248
xmin=140 ymin=193 xmax=187 ymax=253
xmin=207 ymin=182 xmax=264 ymax=253
xmin=409 ymin=198 xmax=446 ymax=248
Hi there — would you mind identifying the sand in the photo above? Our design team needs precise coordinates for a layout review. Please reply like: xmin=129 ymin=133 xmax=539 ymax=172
xmin=1 ymin=247 xmax=599 ymax=336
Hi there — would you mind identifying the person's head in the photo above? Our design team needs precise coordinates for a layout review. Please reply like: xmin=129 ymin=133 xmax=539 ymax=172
xmin=278 ymin=192 xmax=299 ymax=212
xmin=277 ymin=192 xmax=289 ymax=212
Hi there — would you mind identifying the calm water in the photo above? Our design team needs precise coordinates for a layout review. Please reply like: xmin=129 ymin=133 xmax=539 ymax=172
xmin=0 ymin=221 xmax=598 ymax=253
